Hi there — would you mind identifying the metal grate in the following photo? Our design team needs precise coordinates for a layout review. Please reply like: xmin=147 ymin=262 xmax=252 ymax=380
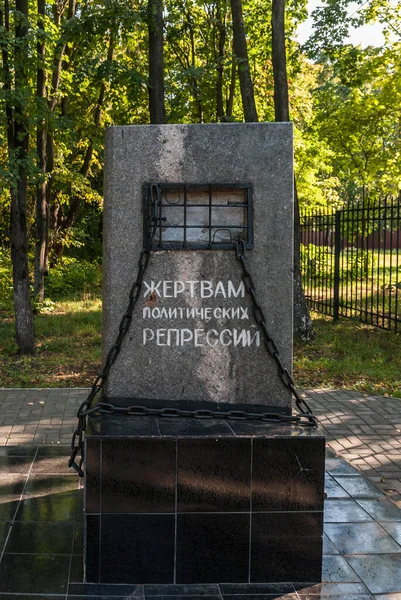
xmin=301 ymin=199 xmax=401 ymax=332
xmin=143 ymin=183 xmax=253 ymax=250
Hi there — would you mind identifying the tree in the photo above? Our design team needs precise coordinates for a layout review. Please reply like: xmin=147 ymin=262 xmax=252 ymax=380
xmin=313 ymin=43 xmax=401 ymax=206
xmin=230 ymin=0 xmax=258 ymax=121
xmin=34 ymin=0 xmax=48 ymax=301
xmin=2 ymin=0 xmax=35 ymax=352
xmin=272 ymin=0 xmax=314 ymax=341
xmin=148 ymin=0 xmax=166 ymax=123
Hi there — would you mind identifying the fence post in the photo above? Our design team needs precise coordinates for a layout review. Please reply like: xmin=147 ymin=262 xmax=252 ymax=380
xmin=333 ymin=210 xmax=341 ymax=322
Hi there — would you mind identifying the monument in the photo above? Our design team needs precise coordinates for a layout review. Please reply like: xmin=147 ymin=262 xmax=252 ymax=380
xmin=75 ymin=123 xmax=325 ymax=585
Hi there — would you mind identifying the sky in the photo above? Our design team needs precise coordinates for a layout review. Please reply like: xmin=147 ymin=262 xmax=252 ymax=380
xmin=296 ymin=0 xmax=389 ymax=47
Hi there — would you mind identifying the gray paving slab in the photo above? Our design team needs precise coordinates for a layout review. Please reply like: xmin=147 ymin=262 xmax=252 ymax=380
xmin=1 ymin=387 xmax=401 ymax=596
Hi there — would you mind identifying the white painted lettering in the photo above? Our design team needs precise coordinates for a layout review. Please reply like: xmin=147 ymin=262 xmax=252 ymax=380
xmin=204 ymin=307 xmax=212 ymax=322
xmin=201 ymin=280 xmax=213 ymax=298
xmin=180 ymin=329 xmax=194 ymax=345
xmin=206 ymin=329 xmax=219 ymax=347
xmin=167 ymin=329 xmax=180 ymax=346
xmin=143 ymin=280 xmax=162 ymax=298
xmin=143 ymin=307 xmax=150 ymax=318
xmin=239 ymin=307 xmax=249 ymax=319
xmin=194 ymin=329 xmax=205 ymax=346
xmin=156 ymin=329 xmax=167 ymax=346
xmin=186 ymin=281 xmax=199 ymax=297
xmin=174 ymin=281 xmax=185 ymax=296
xmin=228 ymin=280 xmax=245 ymax=298
xmin=233 ymin=329 xmax=248 ymax=347
xmin=163 ymin=280 xmax=173 ymax=298
xmin=214 ymin=281 xmax=227 ymax=298
xmin=220 ymin=329 xmax=232 ymax=346
xmin=248 ymin=329 xmax=260 ymax=347
xmin=143 ymin=328 xmax=154 ymax=344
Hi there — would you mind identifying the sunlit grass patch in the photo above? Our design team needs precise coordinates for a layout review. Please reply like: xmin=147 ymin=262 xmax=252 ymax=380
xmin=0 ymin=298 xmax=102 ymax=388
xmin=294 ymin=312 xmax=401 ymax=398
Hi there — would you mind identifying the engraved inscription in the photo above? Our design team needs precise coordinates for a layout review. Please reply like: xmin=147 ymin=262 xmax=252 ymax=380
xmin=141 ymin=279 xmax=260 ymax=348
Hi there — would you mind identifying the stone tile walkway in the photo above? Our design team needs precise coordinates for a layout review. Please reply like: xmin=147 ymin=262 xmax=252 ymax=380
xmin=1 ymin=387 xmax=401 ymax=599
xmin=1 ymin=387 xmax=400 ymax=507
xmin=304 ymin=389 xmax=401 ymax=509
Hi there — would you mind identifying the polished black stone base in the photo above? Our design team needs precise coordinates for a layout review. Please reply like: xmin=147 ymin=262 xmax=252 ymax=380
xmin=84 ymin=415 xmax=325 ymax=584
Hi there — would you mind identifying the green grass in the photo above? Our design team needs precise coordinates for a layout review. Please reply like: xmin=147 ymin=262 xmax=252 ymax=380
xmin=294 ymin=311 xmax=401 ymax=398
xmin=0 ymin=298 xmax=102 ymax=387
xmin=302 ymin=248 xmax=401 ymax=327
xmin=1 ymin=300 xmax=400 ymax=398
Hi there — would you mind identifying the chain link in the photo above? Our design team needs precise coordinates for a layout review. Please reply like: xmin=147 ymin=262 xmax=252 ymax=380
xmin=68 ymin=184 xmax=160 ymax=476
xmin=234 ymin=237 xmax=318 ymax=427
xmin=69 ymin=197 xmax=317 ymax=477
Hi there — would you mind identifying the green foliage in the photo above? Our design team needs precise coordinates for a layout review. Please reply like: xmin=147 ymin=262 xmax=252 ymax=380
xmin=0 ymin=249 xmax=101 ymax=315
xmin=0 ymin=0 xmax=400 ymax=340
xmin=0 ymin=249 xmax=13 ymax=311
xmin=301 ymin=243 xmax=375 ymax=281
xmin=0 ymin=298 xmax=102 ymax=387
xmin=301 ymin=243 xmax=333 ymax=280
xmin=46 ymin=257 xmax=102 ymax=298
xmin=344 ymin=248 xmax=375 ymax=279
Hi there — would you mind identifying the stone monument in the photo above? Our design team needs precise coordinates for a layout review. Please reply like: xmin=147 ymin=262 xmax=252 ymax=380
xmin=83 ymin=123 xmax=325 ymax=585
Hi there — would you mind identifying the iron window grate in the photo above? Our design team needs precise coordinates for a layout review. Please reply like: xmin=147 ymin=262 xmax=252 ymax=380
xmin=143 ymin=183 xmax=253 ymax=250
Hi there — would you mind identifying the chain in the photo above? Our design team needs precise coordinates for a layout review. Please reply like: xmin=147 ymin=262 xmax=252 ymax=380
xmin=69 ymin=196 xmax=317 ymax=477
xmin=80 ymin=402 xmax=316 ymax=424
xmin=68 ymin=184 xmax=160 ymax=476
xmin=235 ymin=237 xmax=318 ymax=428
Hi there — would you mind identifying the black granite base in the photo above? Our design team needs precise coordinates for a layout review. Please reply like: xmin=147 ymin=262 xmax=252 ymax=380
xmin=84 ymin=415 xmax=325 ymax=584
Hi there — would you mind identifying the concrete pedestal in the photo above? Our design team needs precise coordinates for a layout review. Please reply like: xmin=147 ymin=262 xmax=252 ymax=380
xmin=84 ymin=414 xmax=325 ymax=584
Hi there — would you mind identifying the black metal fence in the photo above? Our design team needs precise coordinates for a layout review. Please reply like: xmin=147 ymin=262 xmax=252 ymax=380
xmin=300 ymin=199 xmax=401 ymax=332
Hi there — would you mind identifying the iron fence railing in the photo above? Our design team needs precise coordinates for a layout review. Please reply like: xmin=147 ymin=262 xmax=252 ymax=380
xmin=300 ymin=199 xmax=401 ymax=332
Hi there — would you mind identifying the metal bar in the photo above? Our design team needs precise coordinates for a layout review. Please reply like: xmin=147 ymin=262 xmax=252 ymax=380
xmin=350 ymin=202 xmax=355 ymax=319
xmin=157 ymin=182 xmax=252 ymax=190
xmin=162 ymin=224 xmax=249 ymax=229
xmin=209 ymin=185 xmax=212 ymax=249
xmin=382 ymin=197 xmax=387 ymax=329
xmin=247 ymin=186 xmax=254 ymax=248
xmin=394 ymin=196 xmax=401 ymax=333
xmin=370 ymin=199 xmax=375 ymax=326
xmin=158 ymin=185 xmax=163 ymax=248
xmin=300 ymin=199 xmax=401 ymax=332
xmin=376 ymin=203 xmax=381 ymax=327
xmin=162 ymin=203 xmax=249 ymax=208
xmin=343 ymin=206 xmax=349 ymax=319
xmin=364 ymin=199 xmax=369 ymax=323
xmin=389 ymin=196 xmax=394 ymax=330
xmin=183 ymin=184 xmax=187 ymax=247
xmin=333 ymin=210 xmax=341 ymax=322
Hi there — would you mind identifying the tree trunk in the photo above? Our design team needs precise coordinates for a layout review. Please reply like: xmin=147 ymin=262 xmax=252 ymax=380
xmin=226 ymin=44 xmax=236 ymax=118
xmin=10 ymin=0 xmax=35 ymax=352
xmin=46 ymin=0 xmax=77 ymax=248
xmin=34 ymin=0 xmax=48 ymax=301
xmin=49 ymin=31 xmax=115 ymax=264
xmin=148 ymin=0 xmax=166 ymax=124
xmin=216 ymin=0 xmax=226 ymax=121
xmin=293 ymin=180 xmax=314 ymax=340
xmin=230 ymin=0 xmax=258 ymax=122
xmin=271 ymin=0 xmax=314 ymax=341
